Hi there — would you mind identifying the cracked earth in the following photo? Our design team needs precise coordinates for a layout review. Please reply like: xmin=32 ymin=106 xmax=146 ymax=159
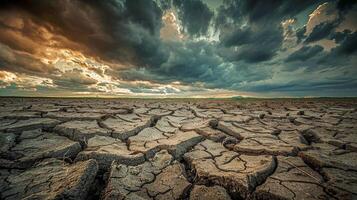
xmin=0 ymin=98 xmax=356 ymax=200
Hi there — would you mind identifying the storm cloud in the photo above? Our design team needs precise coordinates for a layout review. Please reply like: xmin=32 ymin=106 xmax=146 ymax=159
xmin=286 ymin=45 xmax=324 ymax=62
xmin=0 ymin=0 xmax=356 ymax=97
xmin=0 ymin=0 xmax=167 ymax=67
xmin=173 ymin=0 xmax=214 ymax=36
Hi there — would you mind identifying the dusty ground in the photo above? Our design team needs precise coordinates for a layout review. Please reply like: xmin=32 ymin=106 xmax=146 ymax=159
xmin=0 ymin=97 xmax=356 ymax=200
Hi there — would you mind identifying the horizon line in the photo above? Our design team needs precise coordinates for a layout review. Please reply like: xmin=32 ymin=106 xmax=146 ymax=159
xmin=0 ymin=95 xmax=356 ymax=99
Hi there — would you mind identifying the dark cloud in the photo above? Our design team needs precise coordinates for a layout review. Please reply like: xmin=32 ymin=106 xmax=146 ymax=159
xmin=284 ymin=31 xmax=357 ymax=72
xmin=314 ymin=31 xmax=357 ymax=66
xmin=121 ymin=41 xmax=222 ymax=83
xmin=243 ymin=78 xmax=357 ymax=97
xmin=296 ymin=26 xmax=307 ymax=43
xmin=120 ymin=39 xmax=273 ymax=91
xmin=329 ymin=30 xmax=352 ymax=43
xmin=0 ymin=0 xmax=167 ymax=67
xmin=216 ymin=0 xmax=318 ymax=26
xmin=214 ymin=0 xmax=319 ymax=63
xmin=173 ymin=0 xmax=214 ymax=36
xmin=156 ymin=0 xmax=172 ymax=10
xmin=301 ymin=1 xmax=357 ymax=45
xmin=286 ymin=45 xmax=324 ymax=62
xmin=304 ymin=22 xmax=337 ymax=43
xmin=220 ymin=26 xmax=283 ymax=63
xmin=332 ymin=31 xmax=357 ymax=55
xmin=0 ymin=43 xmax=59 ymax=75
xmin=237 ymin=0 xmax=315 ymax=24
xmin=336 ymin=0 xmax=357 ymax=13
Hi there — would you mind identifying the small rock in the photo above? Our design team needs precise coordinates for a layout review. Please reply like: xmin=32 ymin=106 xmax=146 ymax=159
xmin=259 ymin=113 xmax=265 ymax=119
xmin=271 ymin=129 xmax=281 ymax=136
xmin=288 ymin=116 xmax=296 ymax=123
xmin=222 ymin=136 xmax=239 ymax=148
xmin=297 ymin=110 xmax=305 ymax=115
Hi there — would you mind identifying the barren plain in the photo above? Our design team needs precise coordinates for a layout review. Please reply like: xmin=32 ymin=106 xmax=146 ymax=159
xmin=0 ymin=98 xmax=356 ymax=200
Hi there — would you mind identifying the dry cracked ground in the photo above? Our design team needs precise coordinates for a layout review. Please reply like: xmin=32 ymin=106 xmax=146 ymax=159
xmin=0 ymin=98 xmax=356 ymax=200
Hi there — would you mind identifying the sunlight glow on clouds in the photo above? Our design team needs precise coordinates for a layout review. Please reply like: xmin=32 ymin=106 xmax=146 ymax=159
xmin=160 ymin=10 xmax=185 ymax=41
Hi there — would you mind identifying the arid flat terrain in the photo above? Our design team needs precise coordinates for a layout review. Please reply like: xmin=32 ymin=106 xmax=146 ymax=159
xmin=0 ymin=98 xmax=356 ymax=200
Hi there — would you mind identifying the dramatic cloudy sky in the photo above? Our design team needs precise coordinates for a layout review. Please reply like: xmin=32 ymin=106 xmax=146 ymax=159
xmin=0 ymin=0 xmax=356 ymax=97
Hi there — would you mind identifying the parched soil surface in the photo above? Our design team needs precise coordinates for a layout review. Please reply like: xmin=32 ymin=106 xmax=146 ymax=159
xmin=0 ymin=97 xmax=356 ymax=200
